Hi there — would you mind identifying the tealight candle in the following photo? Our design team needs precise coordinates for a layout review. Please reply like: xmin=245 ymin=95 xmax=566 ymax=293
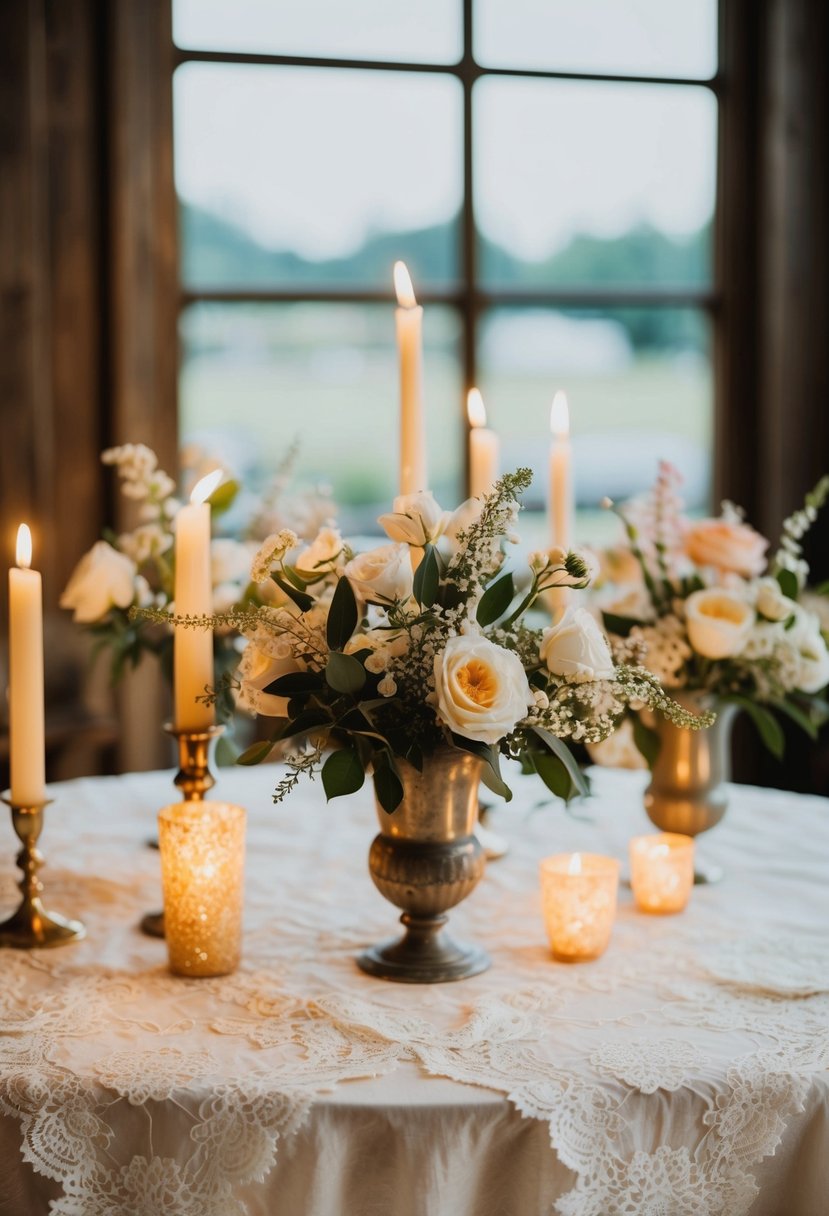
xmin=158 ymin=801 xmax=246 ymax=977
xmin=629 ymin=833 xmax=694 ymax=915
xmin=539 ymin=852 xmax=619 ymax=962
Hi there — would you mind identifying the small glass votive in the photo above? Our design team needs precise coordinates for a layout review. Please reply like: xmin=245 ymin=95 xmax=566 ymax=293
xmin=539 ymin=853 xmax=620 ymax=962
xmin=629 ymin=833 xmax=694 ymax=915
xmin=158 ymin=800 xmax=246 ymax=977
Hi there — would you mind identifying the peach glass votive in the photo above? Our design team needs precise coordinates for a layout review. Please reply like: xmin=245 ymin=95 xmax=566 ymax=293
xmin=158 ymin=801 xmax=246 ymax=977
xmin=539 ymin=853 xmax=620 ymax=962
xmin=629 ymin=833 xmax=694 ymax=915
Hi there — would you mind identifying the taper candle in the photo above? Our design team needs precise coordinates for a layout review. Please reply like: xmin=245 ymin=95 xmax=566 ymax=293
xmin=394 ymin=261 xmax=427 ymax=495
xmin=173 ymin=470 xmax=222 ymax=730
xmin=467 ymin=389 xmax=499 ymax=498
xmin=549 ymin=391 xmax=573 ymax=550
xmin=8 ymin=525 xmax=46 ymax=807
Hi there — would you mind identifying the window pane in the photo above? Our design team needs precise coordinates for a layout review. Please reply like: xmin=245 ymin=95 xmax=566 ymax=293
xmin=475 ymin=78 xmax=716 ymax=288
xmin=174 ymin=0 xmax=463 ymax=63
xmin=477 ymin=307 xmax=712 ymax=548
xmin=474 ymin=0 xmax=718 ymax=78
xmin=179 ymin=303 xmax=463 ymax=533
xmin=176 ymin=65 xmax=462 ymax=289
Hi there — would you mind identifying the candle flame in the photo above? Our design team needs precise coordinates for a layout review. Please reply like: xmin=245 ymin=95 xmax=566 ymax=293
xmin=393 ymin=260 xmax=417 ymax=308
xmin=15 ymin=523 xmax=32 ymax=569
xmin=467 ymin=388 xmax=487 ymax=429
xmin=567 ymin=852 xmax=582 ymax=876
xmin=550 ymin=390 xmax=570 ymax=437
xmin=190 ymin=469 xmax=223 ymax=506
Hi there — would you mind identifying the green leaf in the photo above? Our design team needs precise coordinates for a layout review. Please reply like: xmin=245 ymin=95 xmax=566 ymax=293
xmin=450 ymin=734 xmax=513 ymax=802
xmin=632 ymin=715 xmax=662 ymax=769
xmin=602 ymin=611 xmax=645 ymax=638
xmin=776 ymin=568 xmax=799 ymax=600
xmin=325 ymin=650 xmax=366 ymax=695
xmin=476 ymin=573 xmax=515 ymax=627
xmin=276 ymin=708 xmax=331 ymax=739
xmin=208 ymin=478 xmax=239 ymax=516
xmin=814 ymin=580 xmax=829 ymax=597
xmin=531 ymin=751 xmax=574 ymax=800
xmin=723 ymin=694 xmax=786 ymax=760
xmin=413 ymin=544 xmax=440 ymax=607
xmin=372 ymin=753 xmax=404 ymax=813
xmin=272 ymin=572 xmax=315 ymax=612
xmin=264 ymin=671 xmax=324 ymax=697
xmin=768 ymin=697 xmax=819 ymax=740
xmin=322 ymin=748 xmax=365 ymax=800
xmin=215 ymin=735 xmax=240 ymax=767
xmin=326 ymin=576 xmax=359 ymax=650
xmin=531 ymin=726 xmax=590 ymax=798
xmin=281 ymin=565 xmax=310 ymax=591
xmin=236 ymin=739 xmax=278 ymax=766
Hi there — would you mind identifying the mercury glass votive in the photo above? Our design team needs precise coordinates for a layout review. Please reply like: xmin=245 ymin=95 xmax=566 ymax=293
xmin=629 ymin=832 xmax=695 ymax=915
xmin=539 ymin=853 xmax=620 ymax=962
xmin=158 ymin=801 xmax=245 ymax=977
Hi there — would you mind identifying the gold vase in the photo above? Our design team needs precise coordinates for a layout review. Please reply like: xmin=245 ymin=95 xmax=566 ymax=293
xmin=357 ymin=747 xmax=490 ymax=983
xmin=643 ymin=692 xmax=737 ymax=883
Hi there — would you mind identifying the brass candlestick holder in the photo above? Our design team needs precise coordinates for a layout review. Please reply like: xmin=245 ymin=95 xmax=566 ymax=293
xmin=140 ymin=723 xmax=225 ymax=938
xmin=0 ymin=794 xmax=86 ymax=948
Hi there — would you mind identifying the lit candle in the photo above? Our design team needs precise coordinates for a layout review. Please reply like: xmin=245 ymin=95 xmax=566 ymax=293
xmin=539 ymin=852 xmax=619 ymax=962
xmin=158 ymin=800 xmax=246 ymax=977
xmin=629 ymin=833 xmax=694 ymax=915
xmin=549 ymin=391 xmax=574 ymax=550
xmin=8 ymin=525 xmax=46 ymax=807
xmin=173 ymin=470 xmax=222 ymax=730
xmin=467 ymin=389 xmax=500 ymax=498
xmin=394 ymin=261 xmax=427 ymax=495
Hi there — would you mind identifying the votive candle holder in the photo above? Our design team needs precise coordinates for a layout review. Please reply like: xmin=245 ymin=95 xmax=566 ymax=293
xmin=158 ymin=800 xmax=245 ymax=977
xmin=629 ymin=832 xmax=694 ymax=915
xmin=539 ymin=852 xmax=619 ymax=962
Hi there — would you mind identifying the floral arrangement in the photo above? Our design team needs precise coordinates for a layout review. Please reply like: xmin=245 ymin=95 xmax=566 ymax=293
xmin=60 ymin=443 xmax=333 ymax=699
xmin=141 ymin=470 xmax=712 ymax=811
xmin=599 ymin=462 xmax=829 ymax=761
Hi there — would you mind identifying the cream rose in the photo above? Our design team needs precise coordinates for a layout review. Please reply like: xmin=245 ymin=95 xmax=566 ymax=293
xmin=378 ymin=491 xmax=448 ymax=547
xmin=344 ymin=544 xmax=413 ymax=603
xmin=236 ymin=643 xmax=299 ymax=717
xmin=60 ymin=541 xmax=137 ymax=624
xmin=540 ymin=608 xmax=615 ymax=683
xmin=685 ymin=589 xmax=755 ymax=659
xmin=294 ymin=526 xmax=343 ymax=576
xmin=440 ymin=498 xmax=484 ymax=558
xmin=434 ymin=634 xmax=533 ymax=745
xmin=789 ymin=612 xmax=829 ymax=693
xmin=685 ymin=518 xmax=768 ymax=578
xmin=754 ymin=578 xmax=796 ymax=623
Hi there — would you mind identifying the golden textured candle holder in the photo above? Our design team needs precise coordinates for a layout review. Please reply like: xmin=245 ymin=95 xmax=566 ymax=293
xmin=0 ymin=794 xmax=86 ymax=949
xmin=140 ymin=723 xmax=225 ymax=938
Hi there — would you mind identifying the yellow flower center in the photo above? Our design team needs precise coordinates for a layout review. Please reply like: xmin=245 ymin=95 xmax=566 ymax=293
xmin=699 ymin=596 xmax=747 ymax=624
xmin=456 ymin=660 xmax=497 ymax=707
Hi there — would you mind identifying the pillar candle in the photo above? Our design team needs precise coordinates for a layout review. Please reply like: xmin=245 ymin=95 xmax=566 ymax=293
xmin=8 ymin=524 xmax=46 ymax=806
xmin=539 ymin=852 xmax=619 ymax=962
xmin=467 ymin=389 xmax=499 ymax=498
xmin=394 ymin=261 xmax=427 ymax=495
xmin=173 ymin=470 xmax=221 ymax=730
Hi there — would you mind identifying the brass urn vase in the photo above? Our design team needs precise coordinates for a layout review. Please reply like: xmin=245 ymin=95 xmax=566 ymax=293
xmin=357 ymin=747 xmax=490 ymax=983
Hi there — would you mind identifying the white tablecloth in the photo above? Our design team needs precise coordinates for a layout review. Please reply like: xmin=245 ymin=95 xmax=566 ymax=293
xmin=0 ymin=763 xmax=827 ymax=1216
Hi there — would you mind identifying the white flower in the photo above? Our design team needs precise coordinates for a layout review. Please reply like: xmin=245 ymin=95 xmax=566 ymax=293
xmin=440 ymin=498 xmax=484 ymax=558
xmin=236 ymin=643 xmax=299 ymax=717
xmin=294 ymin=526 xmax=343 ymax=576
xmin=60 ymin=542 xmax=137 ymax=624
xmin=377 ymin=673 xmax=398 ymax=697
xmin=529 ymin=546 xmax=568 ymax=575
xmin=344 ymin=543 xmax=413 ymax=603
xmin=211 ymin=538 xmax=251 ymax=587
xmin=212 ymin=582 xmax=243 ymax=615
xmin=378 ymin=491 xmax=449 ymax=547
xmin=118 ymin=524 xmax=172 ymax=564
xmin=685 ymin=588 xmax=755 ymax=659
xmin=250 ymin=530 xmax=298 ymax=583
xmin=434 ymin=634 xmax=533 ymax=745
xmin=754 ymin=578 xmax=796 ymax=623
xmin=789 ymin=611 xmax=829 ymax=693
xmin=540 ymin=608 xmax=616 ymax=683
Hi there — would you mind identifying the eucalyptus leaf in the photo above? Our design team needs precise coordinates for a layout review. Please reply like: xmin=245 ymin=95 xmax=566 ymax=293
xmin=321 ymin=749 xmax=365 ymax=800
xmin=325 ymin=650 xmax=366 ymax=695
xmin=531 ymin=751 xmax=573 ymax=800
xmin=531 ymin=726 xmax=590 ymax=798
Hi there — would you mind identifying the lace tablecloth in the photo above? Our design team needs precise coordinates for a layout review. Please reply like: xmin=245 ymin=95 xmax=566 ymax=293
xmin=1 ymin=764 xmax=827 ymax=1216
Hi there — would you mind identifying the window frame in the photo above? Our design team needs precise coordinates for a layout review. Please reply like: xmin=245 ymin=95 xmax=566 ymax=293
xmin=172 ymin=0 xmax=722 ymax=495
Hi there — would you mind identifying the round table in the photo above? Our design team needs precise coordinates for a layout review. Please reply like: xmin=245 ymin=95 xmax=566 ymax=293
xmin=1 ymin=764 xmax=827 ymax=1216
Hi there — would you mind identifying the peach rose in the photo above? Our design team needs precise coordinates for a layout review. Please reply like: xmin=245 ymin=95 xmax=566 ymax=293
xmin=685 ymin=519 xmax=768 ymax=578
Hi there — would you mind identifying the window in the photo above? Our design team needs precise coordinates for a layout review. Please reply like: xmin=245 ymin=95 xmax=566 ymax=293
xmin=173 ymin=0 xmax=719 ymax=543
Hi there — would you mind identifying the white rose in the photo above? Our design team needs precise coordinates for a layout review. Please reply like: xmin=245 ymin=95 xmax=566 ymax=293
xmin=211 ymin=538 xmax=252 ymax=587
xmin=434 ymin=634 xmax=533 ymax=746
xmin=789 ymin=611 xmax=829 ymax=693
xmin=60 ymin=541 xmax=137 ymax=624
xmin=440 ymin=498 xmax=484 ymax=558
xmin=344 ymin=544 xmax=413 ymax=603
xmin=685 ymin=588 xmax=755 ymax=659
xmin=378 ymin=491 xmax=449 ymax=547
xmin=755 ymin=578 xmax=796 ymax=623
xmin=540 ymin=607 xmax=616 ymax=683
xmin=294 ymin=526 xmax=344 ymax=575
xmin=236 ymin=643 xmax=299 ymax=717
